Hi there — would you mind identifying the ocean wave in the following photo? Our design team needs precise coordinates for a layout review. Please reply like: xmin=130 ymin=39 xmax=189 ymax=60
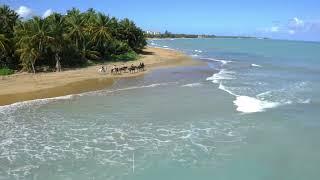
xmin=150 ymin=42 xmax=157 ymax=46
xmin=218 ymin=84 xmax=280 ymax=113
xmin=217 ymin=82 xmax=280 ymax=113
xmin=256 ymin=82 xmax=312 ymax=105
xmin=182 ymin=83 xmax=202 ymax=87
xmin=80 ymin=82 xmax=179 ymax=98
xmin=201 ymin=58 xmax=231 ymax=66
xmin=206 ymin=67 xmax=281 ymax=113
xmin=216 ymin=82 xmax=312 ymax=113
xmin=251 ymin=64 xmax=262 ymax=67
xmin=0 ymin=95 xmax=75 ymax=115
xmin=194 ymin=49 xmax=203 ymax=53
xmin=233 ymin=96 xmax=280 ymax=113
xmin=218 ymin=83 xmax=237 ymax=96
xmin=0 ymin=83 xmax=174 ymax=114
xmin=206 ymin=69 xmax=236 ymax=84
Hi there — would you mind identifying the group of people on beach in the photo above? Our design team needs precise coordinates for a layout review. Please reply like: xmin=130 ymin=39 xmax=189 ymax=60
xmin=98 ymin=62 xmax=145 ymax=75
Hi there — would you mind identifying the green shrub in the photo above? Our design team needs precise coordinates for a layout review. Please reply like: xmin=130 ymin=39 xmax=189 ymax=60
xmin=0 ymin=67 xmax=14 ymax=75
xmin=110 ymin=51 xmax=139 ymax=61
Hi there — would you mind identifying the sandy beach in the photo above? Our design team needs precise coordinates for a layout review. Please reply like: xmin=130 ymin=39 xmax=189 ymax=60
xmin=0 ymin=47 xmax=201 ymax=106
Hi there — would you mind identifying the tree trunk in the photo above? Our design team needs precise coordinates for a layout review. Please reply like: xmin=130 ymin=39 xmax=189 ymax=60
xmin=31 ymin=61 xmax=35 ymax=74
xmin=55 ymin=53 xmax=62 ymax=72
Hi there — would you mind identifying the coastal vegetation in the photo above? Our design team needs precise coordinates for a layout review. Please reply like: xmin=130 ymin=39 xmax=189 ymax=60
xmin=145 ymin=30 xmax=216 ymax=39
xmin=0 ymin=5 xmax=146 ymax=74
xmin=146 ymin=30 xmax=265 ymax=40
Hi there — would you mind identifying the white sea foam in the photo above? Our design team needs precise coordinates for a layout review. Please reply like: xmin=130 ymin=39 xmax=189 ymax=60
xmin=201 ymin=58 xmax=231 ymax=66
xmin=300 ymin=99 xmax=311 ymax=104
xmin=233 ymin=96 xmax=280 ymax=113
xmin=218 ymin=84 xmax=280 ymax=113
xmin=194 ymin=50 xmax=203 ymax=53
xmin=0 ymin=95 xmax=75 ymax=115
xmin=218 ymin=83 xmax=237 ymax=96
xmin=182 ymin=83 xmax=202 ymax=87
xmin=206 ymin=69 xmax=235 ymax=84
xmin=107 ymin=83 xmax=171 ymax=92
xmin=251 ymin=64 xmax=262 ymax=67
xmin=0 ymin=83 xmax=173 ymax=114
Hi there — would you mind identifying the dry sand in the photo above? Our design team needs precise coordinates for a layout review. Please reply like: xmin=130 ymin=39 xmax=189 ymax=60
xmin=0 ymin=47 xmax=203 ymax=106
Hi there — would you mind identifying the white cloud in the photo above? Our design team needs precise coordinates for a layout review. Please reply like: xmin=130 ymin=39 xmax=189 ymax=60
xmin=16 ymin=6 xmax=33 ymax=18
xmin=260 ymin=17 xmax=313 ymax=35
xmin=261 ymin=26 xmax=280 ymax=33
xmin=270 ymin=26 xmax=279 ymax=32
xmin=291 ymin=17 xmax=304 ymax=27
xmin=288 ymin=30 xmax=295 ymax=35
xmin=42 ymin=9 xmax=53 ymax=18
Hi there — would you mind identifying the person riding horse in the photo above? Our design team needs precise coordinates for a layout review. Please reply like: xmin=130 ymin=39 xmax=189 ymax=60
xmin=98 ymin=66 xmax=106 ymax=73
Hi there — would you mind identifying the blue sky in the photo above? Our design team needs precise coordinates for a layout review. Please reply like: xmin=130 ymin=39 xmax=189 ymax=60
xmin=2 ymin=0 xmax=320 ymax=41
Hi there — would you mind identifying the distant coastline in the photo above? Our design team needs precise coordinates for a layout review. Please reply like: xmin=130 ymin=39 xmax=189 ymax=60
xmin=145 ymin=30 xmax=269 ymax=40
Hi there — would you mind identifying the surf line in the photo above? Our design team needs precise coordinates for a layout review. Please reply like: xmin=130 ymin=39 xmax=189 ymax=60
xmin=132 ymin=152 xmax=135 ymax=173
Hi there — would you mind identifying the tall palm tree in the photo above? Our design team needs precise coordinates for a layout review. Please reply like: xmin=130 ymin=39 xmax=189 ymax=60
xmin=15 ymin=17 xmax=52 ymax=72
xmin=65 ymin=8 xmax=86 ymax=50
xmin=0 ymin=5 xmax=19 ymax=68
xmin=117 ymin=18 xmax=146 ymax=52
xmin=46 ymin=13 xmax=65 ymax=71
xmin=83 ymin=8 xmax=97 ymax=23
xmin=17 ymin=46 xmax=39 ymax=73
xmin=89 ymin=13 xmax=114 ymax=56
xmin=0 ymin=5 xmax=19 ymax=36
xmin=79 ymin=39 xmax=100 ymax=62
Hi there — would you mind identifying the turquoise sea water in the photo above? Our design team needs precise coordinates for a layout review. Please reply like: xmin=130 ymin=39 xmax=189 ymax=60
xmin=1 ymin=38 xmax=320 ymax=179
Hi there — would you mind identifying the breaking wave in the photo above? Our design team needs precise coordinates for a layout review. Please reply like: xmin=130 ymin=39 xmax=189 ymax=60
xmin=206 ymin=69 xmax=236 ymax=84
xmin=0 ymin=83 xmax=173 ymax=114
xmin=182 ymin=83 xmax=202 ymax=87
xmin=251 ymin=64 xmax=262 ymax=67
xmin=207 ymin=67 xmax=312 ymax=113
xmin=201 ymin=58 xmax=231 ymax=66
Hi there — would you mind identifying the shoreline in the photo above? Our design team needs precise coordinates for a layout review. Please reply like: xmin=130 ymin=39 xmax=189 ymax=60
xmin=0 ymin=47 xmax=203 ymax=106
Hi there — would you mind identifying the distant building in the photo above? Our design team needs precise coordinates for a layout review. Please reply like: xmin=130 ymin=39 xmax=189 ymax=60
xmin=145 ymin=31 xmax=161 ymax=35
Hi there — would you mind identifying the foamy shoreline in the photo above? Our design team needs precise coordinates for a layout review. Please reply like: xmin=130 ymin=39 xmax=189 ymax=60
xmin=0 ymin=47 xmax=203 ymax=106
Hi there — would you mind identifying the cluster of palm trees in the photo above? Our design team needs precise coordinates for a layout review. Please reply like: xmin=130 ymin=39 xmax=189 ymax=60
xmin=0 ymin=5 xmax=147 ymax=73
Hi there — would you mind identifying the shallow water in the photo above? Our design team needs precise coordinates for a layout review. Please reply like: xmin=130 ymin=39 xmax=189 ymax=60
xmin=1 ymin=39 xmax=320 ymax=179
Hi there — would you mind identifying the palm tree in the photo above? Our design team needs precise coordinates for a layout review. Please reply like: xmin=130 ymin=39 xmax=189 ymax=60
xmin=15 ymin=17 xmax=53 ymax=72
xmin=83 ymin=8 xmax=97 ymax=23
xmin=0 ymin=5 xmax=19 ymax=36
xmin=0 ymin=34 xmax=9 ymax=55
xmin=65 ymin=8 xmax=86 ymax=50
xmin=17 ymin=46 xmax=39 ymax=73
xmin=117 ymin=18 xmax=146 ymax=52
xmin=79 ymin=38 xmax=100 ymax=62
xmin=0 ymin=5 xmax=19 ymax=68
xmin=89 ymin=13 xmax=114 ymax=56
xmin=46 ymin=13 xmax=65 ymax=72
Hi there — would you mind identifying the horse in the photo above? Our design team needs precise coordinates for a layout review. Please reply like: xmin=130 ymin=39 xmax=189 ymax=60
xmin=111 ymin=67 xmax=119 ymax=75
xmin=119 ymin=66 xmax=128 ymax=73
xmin=137 ymin=62 xmax=145 ymax=72
xmin=98 ymin=66 xmax=106 ymax=73
xmin=128 ymin=65 xmax=136 ymax=73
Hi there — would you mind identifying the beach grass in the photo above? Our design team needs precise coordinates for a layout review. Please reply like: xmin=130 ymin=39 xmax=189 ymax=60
xmin=0 ymin=67 xmax=14 ymax=76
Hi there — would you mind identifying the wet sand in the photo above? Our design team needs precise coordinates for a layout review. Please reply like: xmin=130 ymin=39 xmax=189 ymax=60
xmin=0 ymin=47 xmax=202 ymax=106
